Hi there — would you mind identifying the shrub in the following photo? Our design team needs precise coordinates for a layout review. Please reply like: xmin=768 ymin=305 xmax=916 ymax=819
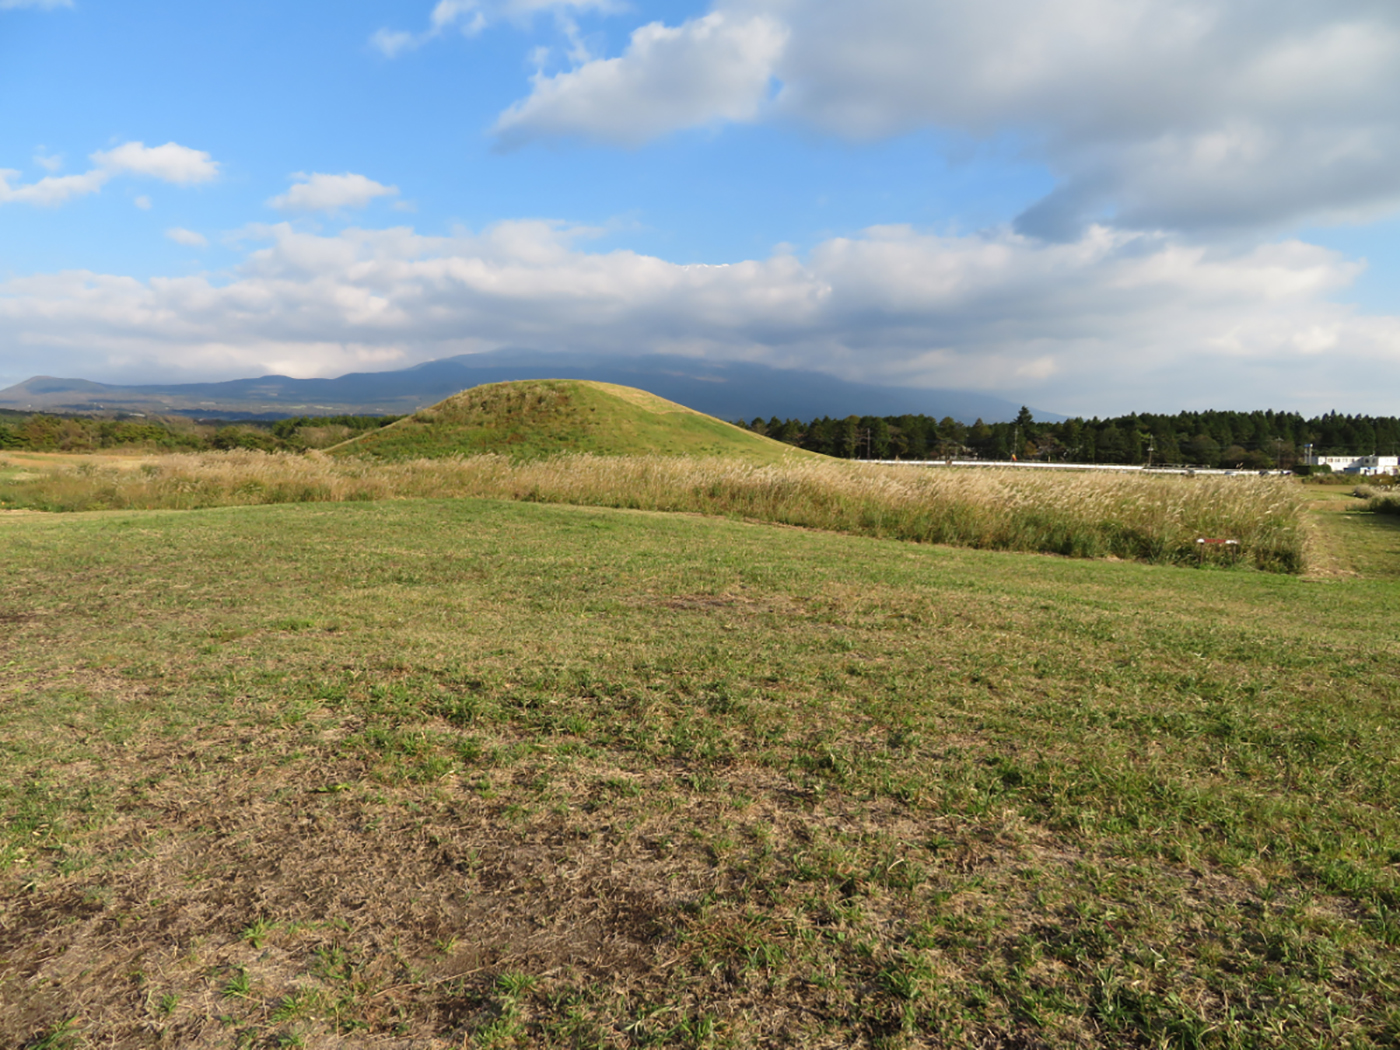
xmin=209 ymin=427 xmax=283 ymax=452
xmin=1367 ymin=494 xmax=1400 ymax=516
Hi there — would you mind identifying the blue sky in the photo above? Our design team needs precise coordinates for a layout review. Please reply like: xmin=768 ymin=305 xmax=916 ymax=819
xmin=3 ymin=0 xmax=1399 ymax=415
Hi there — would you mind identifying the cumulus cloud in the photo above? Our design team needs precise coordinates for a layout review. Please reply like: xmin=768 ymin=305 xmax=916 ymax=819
xmin=165 ymin=227 xmax=208 ymax=248
xmin=491 ymin=0 xmax=1400 ymax=236
xmin=91 ymin=141 xmax=220 ymax=185
xmin=494 ymin=12 xmax=789 ymax=147
xmin=268 ymin=173 xmax=400 ymax=213
xmin=1 ymin=220 xmax=1394 ymax=414
xmin=0 ymin=140 xmax=219 ymax=207
xmin=0 ymin=168 xmax=109 ymax=206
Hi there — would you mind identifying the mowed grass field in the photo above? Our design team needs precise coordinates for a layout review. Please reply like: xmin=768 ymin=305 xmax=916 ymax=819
xmin=3 ymin=489 xmax=1399 ymax=1048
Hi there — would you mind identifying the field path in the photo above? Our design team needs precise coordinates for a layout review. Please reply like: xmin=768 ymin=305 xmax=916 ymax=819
xmin=1303 ymin=493 xmax=1400 ymax=578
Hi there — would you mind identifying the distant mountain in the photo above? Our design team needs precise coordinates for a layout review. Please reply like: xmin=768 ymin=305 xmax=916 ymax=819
xmin=0 ymin=350 xmax=1063 ymax=424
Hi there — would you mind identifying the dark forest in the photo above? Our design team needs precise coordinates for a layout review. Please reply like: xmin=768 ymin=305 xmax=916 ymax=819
xmin=738 ymin=407 xmax=1400 ymax=468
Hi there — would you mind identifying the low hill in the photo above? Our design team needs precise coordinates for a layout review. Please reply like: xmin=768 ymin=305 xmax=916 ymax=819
xmin=328 ymin=379 xmax=812 ymax=462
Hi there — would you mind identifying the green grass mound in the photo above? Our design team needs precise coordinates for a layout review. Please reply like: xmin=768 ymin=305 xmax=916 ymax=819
xmin=328 ymin=379 xmax=808 ymax=462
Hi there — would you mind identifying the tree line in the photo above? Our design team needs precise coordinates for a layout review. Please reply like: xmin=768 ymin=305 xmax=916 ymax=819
xmin=736 ymin=408 xmax=1400 ymax=468
xmin=4 ymin=405 xmax=1397 ymax=469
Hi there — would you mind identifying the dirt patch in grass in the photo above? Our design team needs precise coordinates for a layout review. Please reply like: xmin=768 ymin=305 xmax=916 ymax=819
xmin=3 ymin=757 xmax=674 ymax=1045
xmin=1 ymin=770 xmax=1031 ymax=1046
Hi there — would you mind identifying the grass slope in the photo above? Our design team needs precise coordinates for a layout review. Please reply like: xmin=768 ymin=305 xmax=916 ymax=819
xmin=330 ymin=379 xmax=809 ymax=462
xmin=3 ymin=498 xmax=1399 ymax=1048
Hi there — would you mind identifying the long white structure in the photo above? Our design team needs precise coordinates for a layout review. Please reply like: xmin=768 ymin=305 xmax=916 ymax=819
xmin=1303 ymin=453 xmax=1399 ymax=475
xmin=865 ymin=460 xmax=1286 ymax=476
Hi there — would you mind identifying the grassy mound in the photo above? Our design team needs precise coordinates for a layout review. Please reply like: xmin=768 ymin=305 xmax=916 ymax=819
xmin=328 ymin=379 xmax=807 ymax=462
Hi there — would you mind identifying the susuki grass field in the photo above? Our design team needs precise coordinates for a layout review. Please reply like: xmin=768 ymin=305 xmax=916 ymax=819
xmin=1 ymin=465 xmax=1398 ymax=1048
xmin=0 ymin=450 xmax=1308 ymax=571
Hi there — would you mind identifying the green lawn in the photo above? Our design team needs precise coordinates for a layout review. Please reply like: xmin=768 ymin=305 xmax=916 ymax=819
xmin=2 ymin=498 xmax=1399 ymax=1048
xmin=1305 ymin=492 xmax=1400 ymax=580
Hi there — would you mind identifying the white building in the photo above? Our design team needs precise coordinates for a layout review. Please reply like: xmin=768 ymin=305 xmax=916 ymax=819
xmin=1305 ymin=452 xmax=1400 ymax=475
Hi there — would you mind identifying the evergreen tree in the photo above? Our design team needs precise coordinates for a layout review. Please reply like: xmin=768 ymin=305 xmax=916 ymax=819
xmin=841 ymin=416 xmax=861 ymax=459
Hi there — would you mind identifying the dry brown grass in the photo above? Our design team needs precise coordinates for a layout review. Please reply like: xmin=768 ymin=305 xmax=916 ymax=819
xmin=0 ymin=450 xmax=1308 ymax=570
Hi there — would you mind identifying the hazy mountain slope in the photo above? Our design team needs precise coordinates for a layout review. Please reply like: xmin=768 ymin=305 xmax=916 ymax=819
xmin=0 ymin=350 xmax=1061 ymax=423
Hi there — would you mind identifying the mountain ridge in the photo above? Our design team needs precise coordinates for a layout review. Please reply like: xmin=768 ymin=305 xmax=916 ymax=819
xmin=0 ymin=350 xmax=1063 ymax=424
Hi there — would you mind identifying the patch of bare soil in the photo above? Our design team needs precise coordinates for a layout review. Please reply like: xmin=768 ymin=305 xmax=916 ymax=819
xmin=6 ymin=743 xmax=1361 ymax=1050
xmin=1 ymin=761 xmax=679 ymax=1047
xmin=0 ymin=727 xmax=1074 ymax=1050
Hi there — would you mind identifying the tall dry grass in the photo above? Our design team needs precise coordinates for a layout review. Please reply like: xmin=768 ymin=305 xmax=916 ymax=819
xmin=0 ymin=451 xmax=1308 ymax=571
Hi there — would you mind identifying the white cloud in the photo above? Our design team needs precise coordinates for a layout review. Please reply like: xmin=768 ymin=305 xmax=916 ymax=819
xmin=429 ymin=0 xmax=619 ymax=29
xmin=133 ymin=195 xmax=152 ymax=210
xmin=1 ymin=140 xmax=218 ymax=208
xmin=430 ymin=0 xmax=485 ymax=33
xmin=0 ymin=168 xmax=109 ymax=206
xmin=370 ymin=28 xmax=419 ymax=58
xmin=0 ymin=0 xmax=73 ymax=8
xmin=268 ymin=173 xmax=400 ymax=213
xmin=91 ymin=141 xmax=220 ymax=185
xmin=491 ymin=0 xmax=1400 ymax=236
xmin=166 ymin=227 xmax=208 ymax=248
xmin=1 ymin=219 xmax=1395 ymax=415
xmin=371 ymin=0 xmax=616 ymax=58
xmin=494 ymin=12 xmax=789 ymax=147
xmin=32 ymin=149 xmax=62 ymax=173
